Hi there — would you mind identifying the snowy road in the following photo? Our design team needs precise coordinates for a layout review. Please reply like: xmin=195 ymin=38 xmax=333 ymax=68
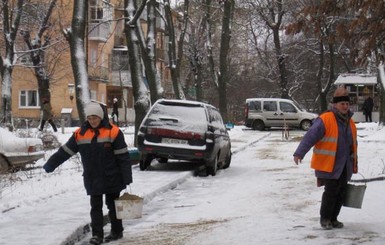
xmin=82 ymin=127 xmax=385 ymax=245
xmin=1 ymin=125 xmax=385 ymax=245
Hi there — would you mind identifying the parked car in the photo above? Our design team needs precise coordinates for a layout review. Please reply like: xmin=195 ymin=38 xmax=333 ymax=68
xmin=137 ymin=99 xmax=232 ymax=176
xmin=0 ymin=128 xmax=45 ymax=174
xmin=244 ymin=98 xmax=318 ymax=131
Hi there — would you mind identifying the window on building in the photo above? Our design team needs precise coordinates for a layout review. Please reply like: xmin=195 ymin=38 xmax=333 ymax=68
xmin=90 ymin=48 xmax=98 ymax=66
xmin=90 ymin=90 xmax=97 ymax=101
xmin=89 ymin=0 xmax=112 ymax=23
xmin=90 ymin=0 xmax=104 ymax=23
xmin=20 ymin=90 xmax=39 ymax=108
xmin=112 ymin=49 xmax=129 ymax=71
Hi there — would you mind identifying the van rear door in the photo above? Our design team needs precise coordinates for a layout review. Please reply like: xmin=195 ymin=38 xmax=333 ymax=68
xmin=245 ymin=100 xmax=262 ymax=127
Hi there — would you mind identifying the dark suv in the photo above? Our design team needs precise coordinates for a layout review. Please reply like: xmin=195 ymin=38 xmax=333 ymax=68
xmin=137 ymin=99 xmax=231 ymax=176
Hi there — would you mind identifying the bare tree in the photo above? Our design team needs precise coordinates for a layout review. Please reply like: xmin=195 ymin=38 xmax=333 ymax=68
xmin=218 ymin=0 xmax=234 ymax=121
xmin=138 ymin=0 xmax=163 ymax=104
xmin=344 ymin=0 xmax=385 ymax=124
xmin=205 ymin=0 xmax=218 ymax=91
xmin=164 ymin=0 xmax=185 ymax=99
xmin=124 ymin=0 xmax=151 ymax=144
xmin=63 ymin=0 xmax=90 ymax=123
xmin=255 ymin=0 xmax=289 ymax=99
xmin=286 ymin=1 xmax=348 ymax=112
xmin=20 ymin=0 xmax=58 ymax=101
xmin=0 ymin=0 xmax=24 ymax=126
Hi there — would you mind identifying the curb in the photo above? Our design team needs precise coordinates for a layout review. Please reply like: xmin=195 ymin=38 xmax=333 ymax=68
xmin=60 ymin=171 xmax=193 ymax=245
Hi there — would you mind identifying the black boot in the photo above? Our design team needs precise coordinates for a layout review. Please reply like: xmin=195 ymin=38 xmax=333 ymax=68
xmin=320 ymin=218 xmax=333 ymax=230
xmin=89 ymin=236 xmax=103 ymax=245
xmin=104 ymin=232 xmax=123 ymax=242
xmin=331 ymin=219 xmax=344 ymax=228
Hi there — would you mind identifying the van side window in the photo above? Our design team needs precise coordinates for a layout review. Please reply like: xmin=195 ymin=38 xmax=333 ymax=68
xmin=249 ymin=101 xmax=261 ymax=111
xmin=280 ymin=102 xmax=297 ymax=113
xmin=263 ymin=101 xmax=277 ymax=111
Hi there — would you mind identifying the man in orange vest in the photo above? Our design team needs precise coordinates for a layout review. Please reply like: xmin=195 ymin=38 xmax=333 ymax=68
xmin=43 ymin=102 xmax=132 ymax=244
xmin=293 ymin=86 xmax=358 ymax=230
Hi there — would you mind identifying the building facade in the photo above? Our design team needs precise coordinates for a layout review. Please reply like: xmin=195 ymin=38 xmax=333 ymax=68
xmin=1 ymin=0 xmax=173 ymax=127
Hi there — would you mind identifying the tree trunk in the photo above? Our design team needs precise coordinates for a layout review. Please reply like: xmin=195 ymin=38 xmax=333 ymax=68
xmin=1 ymin=0 xmax=24 ymax=126
xmin=378 ymin=72 xmax=385 ymax=125
xmin=218 ymin=0 xmax=234 ymax=122
xmin=124 ymin=0 xmax=151 ymax=145
xmin=138 ymin=0 xmax=162 ymax=104
xmin=320 ymin=42 xmax=336 ymax=112
xmin=164 ymin=0 xmax=185 ymax=99
xmin=205 ymin=0 xmax=218 ymax=88
xmin=65 ymin=0 xmax=90 ymax=124
xmin=22 ymin=0 xmax=57 ymax=103
xmin=273 ymin=27 xmax=289 ymax=99
xmin=316 ymin=39 xmax=325 ymax=113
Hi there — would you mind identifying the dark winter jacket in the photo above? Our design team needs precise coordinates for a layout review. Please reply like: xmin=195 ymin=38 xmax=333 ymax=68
xmin=112 ymin=101 xmax=119 ymax=117
xmin=293 ymin=108 xmax=357 ymax=181
xmin=41 ymin=102 xmax=53 ymax=120
xmin=362 ymin=97 xmax=374 ymax=113
xmin=43 ymin=118 xmax=132 ymax=195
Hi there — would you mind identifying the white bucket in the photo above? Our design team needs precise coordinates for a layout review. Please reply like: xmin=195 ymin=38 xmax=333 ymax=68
xmin=343 ymin=183 xmax=367 ymax=209
xmin=114 ymin=192 xmax=144 ymax=219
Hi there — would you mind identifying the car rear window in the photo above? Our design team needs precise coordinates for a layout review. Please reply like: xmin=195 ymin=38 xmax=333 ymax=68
xmin=145 ymin=103 xmax=208 ymax=131
xmin=248 ymin=100 xmax=261 ymax=111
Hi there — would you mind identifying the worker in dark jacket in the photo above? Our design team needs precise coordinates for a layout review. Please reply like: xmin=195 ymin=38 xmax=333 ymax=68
xmin=362 ymin=95 xmax=374 ymax=122
xmin=39 ymin=97 xmax=57 ymax=132
xmin=111 ymin=97 xmax=119 ymax=126
xmin=293 ymin=87 xmax=358 ymax=230
xmin=43 ymin=102 xmax=132 ymax=245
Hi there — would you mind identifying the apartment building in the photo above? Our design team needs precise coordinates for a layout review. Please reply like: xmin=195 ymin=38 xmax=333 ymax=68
xmin=2 ymin=0 xmax=172 ymax=127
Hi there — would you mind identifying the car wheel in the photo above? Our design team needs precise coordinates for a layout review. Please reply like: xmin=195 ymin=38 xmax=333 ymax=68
xmin=206 ymin=155 xmax=218 ymax=176
xmin=0 ymin=154 xmax=10 ymax=174
xmin=252 ymin=120 xmax=265 ymax=131
xmin=139 ymin=155 xmax=153 ymax=171
xmin=222 ymin=151 xmax=231 ymax=169
xmin=300 ymin=120 xmax=312 ymax=131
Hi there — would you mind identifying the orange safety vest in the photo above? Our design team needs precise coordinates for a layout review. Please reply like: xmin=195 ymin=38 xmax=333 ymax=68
xmin=74 ymin=125 xmax=120 ymax=146
xmin=311 ymin=112 xmax=357 ymax=173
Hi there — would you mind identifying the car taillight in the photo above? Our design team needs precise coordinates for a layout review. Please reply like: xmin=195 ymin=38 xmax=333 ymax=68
xmin=194 ymin=152 xmax=204 ymax=157
xmin=144 ymin=146 xmax=153 ymax=151
xmin=28 ymin=146 xmax=36 ymax=153
xmin=244 ymin=104 xmax=249 ymax=119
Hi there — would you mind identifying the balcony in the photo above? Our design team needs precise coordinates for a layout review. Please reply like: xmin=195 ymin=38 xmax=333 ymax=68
xmin=88 ymin=22 xmax=110 ymax=42
xmin=111 ymin=48 xmax=129 ymax=71
xmin=88 ymin=66 xmax=109 ymax=82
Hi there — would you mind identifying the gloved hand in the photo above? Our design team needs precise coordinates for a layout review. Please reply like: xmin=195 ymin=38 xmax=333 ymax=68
xmin=43 ymin=163 xmax=54 ymax=173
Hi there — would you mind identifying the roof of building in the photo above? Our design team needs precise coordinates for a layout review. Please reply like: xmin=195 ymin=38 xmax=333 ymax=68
xmin=334 ymin=73 xmax=377 ymax=85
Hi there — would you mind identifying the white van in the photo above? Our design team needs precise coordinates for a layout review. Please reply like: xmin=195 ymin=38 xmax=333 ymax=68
xmin=244 ymin=98 xmax=318 ymax=131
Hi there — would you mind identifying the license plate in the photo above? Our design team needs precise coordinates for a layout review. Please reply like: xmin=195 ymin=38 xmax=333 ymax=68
xmin=161 ymin=138 xmax=188 ymax=145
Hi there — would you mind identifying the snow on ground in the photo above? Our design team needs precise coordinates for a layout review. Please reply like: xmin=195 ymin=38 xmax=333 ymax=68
xmin=0 ymin=122 xmax=384 ymax=245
